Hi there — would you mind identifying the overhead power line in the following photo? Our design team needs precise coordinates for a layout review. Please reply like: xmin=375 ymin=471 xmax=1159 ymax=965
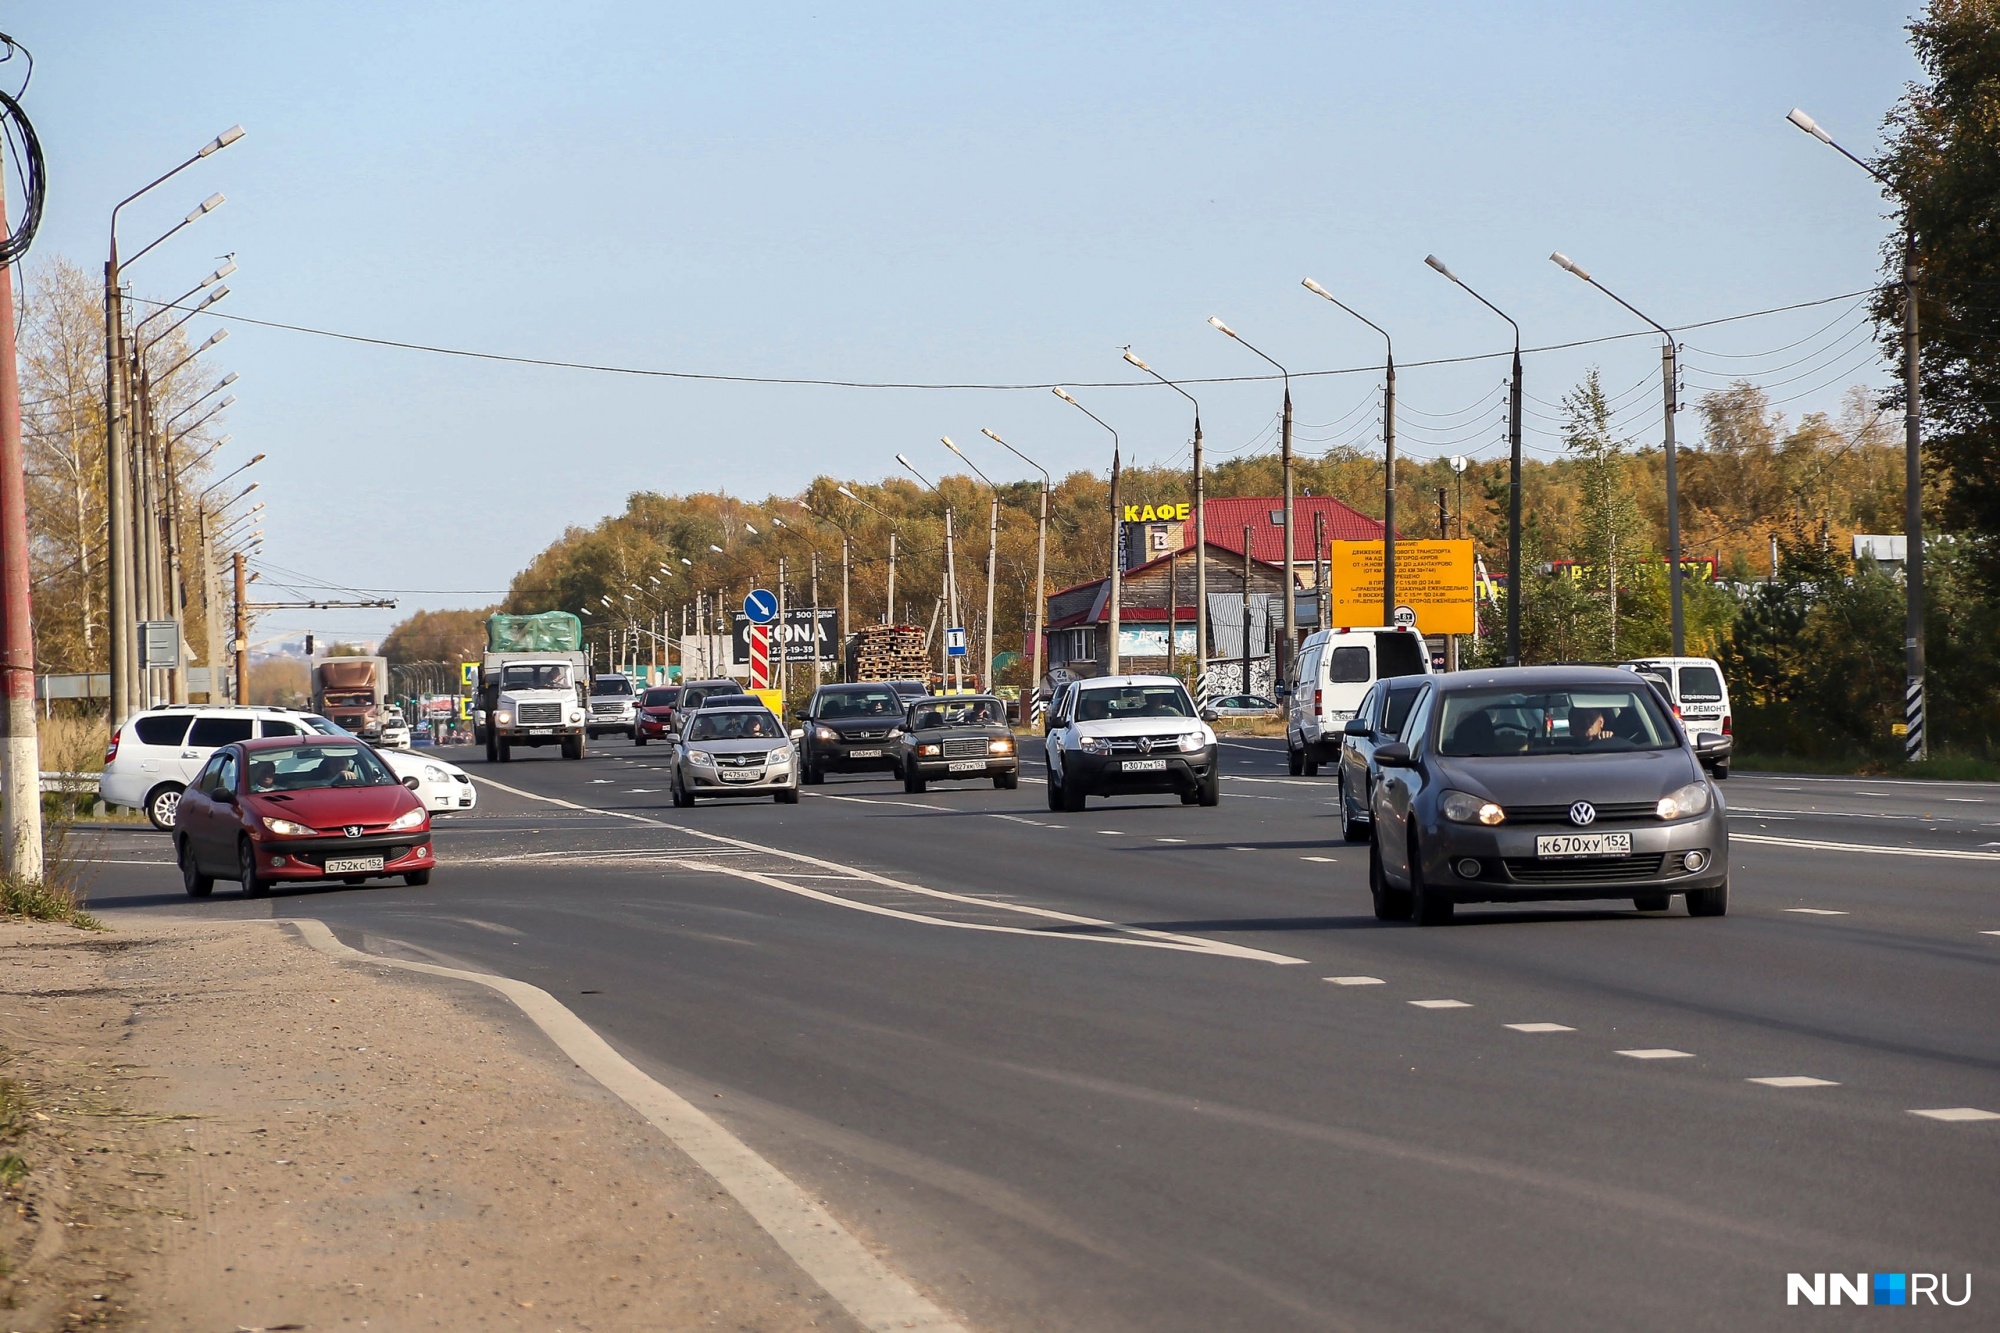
xmin=128 ymin=288 xmax=1881 ymax=392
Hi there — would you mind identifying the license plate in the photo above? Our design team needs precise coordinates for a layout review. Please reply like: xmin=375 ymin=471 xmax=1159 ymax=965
xmin=527 ymin=728 xmax=554 ymax=736
xmin=1535 ymin=833 xmax=1632 ymax=859
xmin=721 ymin=770 xmax=760 ymax=783
xmin=1122 ymin=759 xmax=1168 ymax=772
xmin=948 ymin=760 xmax=984 ymax=772
xmin=325 ymin=856 xmax=384 ymax=874
xmin=847 ymin=748 xmax=881 ymax=759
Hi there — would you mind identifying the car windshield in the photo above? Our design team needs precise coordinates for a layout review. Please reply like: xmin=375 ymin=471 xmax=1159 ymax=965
xmin=502 ymin=663 xmax=572 ymax=690
xmin=817 ymin=688 xmax=901 ymax=718
xmin=298 ymin=715 xmax=351 ymax=736
xmin=1074 ymin=684 xmax=1195 ymax=722
xmin=592 ymin=677 xmax=634 ymax=696
xmin=687 ymin=710 xmax=782 ymax=741
xmin=246 ymin=743 xmax=399 ymax=792
xmin=910 ymin=698 xmax=1003 ymax=729
xmin=641 ymin=688 xmax=680 ymax=707
xmin=1437 ymin=687 xmax=1679 ymax=756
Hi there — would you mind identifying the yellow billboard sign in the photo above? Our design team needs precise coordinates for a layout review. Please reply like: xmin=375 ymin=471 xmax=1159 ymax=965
xmin=1327 ymin=540 xmax=1476 ymax=636
xmin=1122 ymin=502 xmax=1191 ymax=522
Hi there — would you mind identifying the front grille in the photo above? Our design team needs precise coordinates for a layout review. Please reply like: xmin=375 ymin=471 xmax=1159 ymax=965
xmin=590 ymin=702 xmax=626 ymax=715
xmin=843 ymin=729 xmax=890 ymax=741
xmin=943 ymin=738 xmax=988 ymax=760
xmin=715 ymin=752 xmax=765 ymax=769
xmin=1503 ymin=854 xmax=1666 ymax=884
xmin=1107 ymin=734 xmax=1188 ymax=754
xmin=516 ymin=702 xmax=562 ymax=725
xmin=1505 ymin=801 xmax=1660 ymax=825
xmin=297 ymin=844 xmax=412 ymax=870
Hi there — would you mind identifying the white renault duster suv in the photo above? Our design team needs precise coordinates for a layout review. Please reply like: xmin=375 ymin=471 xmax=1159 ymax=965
xmin=1043 ymin=675 xmax=1219 ymax=812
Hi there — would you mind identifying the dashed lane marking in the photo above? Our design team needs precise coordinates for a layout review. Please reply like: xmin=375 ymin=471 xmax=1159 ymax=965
xmin=1618 ymin=1049 xmax=1696 ymax=1060
xmin=1156 ymin=837 xmax=1186 ymax=843
xmin=1981 ymin=930 xmax=2000 ymax=937
xmin=1324 ymin=976 xmax=1384 ymax=986
xmin=1505 ymin=1023 xmax=1575 ymax=1033
xmin=1300 ymin=856 xmax=1338 ymax=863
xmin=1409 ymin=999 xmax=1472 ymax=1009
xmin=1748 ymin=1077 xmax=1839 ymax=1088
xmin=1908 ymin=1107 xmax=2000 ymax=1122
xmin=1097 ymin=830 xmax=1125 ymax=836
xmin=1733 ymin=832 xmax=2000 ymax=863
xmin=1227 ymin=845 xmax=1257 ymax=852
xmin=1785 ymin=908 xmax=1849 ymax=915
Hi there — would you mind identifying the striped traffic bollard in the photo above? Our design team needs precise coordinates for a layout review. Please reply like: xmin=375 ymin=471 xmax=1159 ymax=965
xmin=748 ymin=624 xmax=772 ymax=690
xmin=1905 ymin=675 xmax=1926 ymax=763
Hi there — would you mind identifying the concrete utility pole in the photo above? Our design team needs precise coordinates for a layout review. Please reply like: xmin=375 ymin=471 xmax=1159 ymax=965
xmin=1052 ymin=387 xmax=1121 ymax=676
xmin=0 ymin=173 xmax=43 ymax=882
xmin=233 ymin=551 xmax=248 ymax=704
xmin=1242 ymin=526 xmax=1253 ymax=694
xmin=1301 ymin=281 xmax=1396 ymax=627
xmin=810 ymin=550 xmax=821 ymax=688
xmin=1209 ymin=317 xmax=1297 ymax=675
xmin=941 ymin=436 xmax=1001 ymax=692
xmin=776 ymin=555 xmax=787 ymax=704
xmin=982 ymin=428 xmax=1050 ymax=716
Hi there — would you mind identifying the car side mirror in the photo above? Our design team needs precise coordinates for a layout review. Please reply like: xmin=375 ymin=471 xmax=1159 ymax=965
xmin=217 ymin=787 xmax=237 ymax=803
xmin=403 ymin=775 xmax=421 ymax=789
xmin=1373 ymin=742 xmax=1414 ymax=768
xmin=1200 ymin=708 xmax=1219 ymax=722
xmin=1274 ymin=683 xmax=1291 ymax=700
xmin=789 ymin=728 xmax=804 ymax=742
xmin=1694 ymin=732 xmax=1725 ymax=752
xmin=1343 ymin=718 xmax=1372 ymax=737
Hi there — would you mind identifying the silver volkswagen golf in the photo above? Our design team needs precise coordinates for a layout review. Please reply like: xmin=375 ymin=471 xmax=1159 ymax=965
xmin=669 ymin=706 xmax=800 ymax=806
xmin=1366 ymin=666 xmax=1729 ymax=925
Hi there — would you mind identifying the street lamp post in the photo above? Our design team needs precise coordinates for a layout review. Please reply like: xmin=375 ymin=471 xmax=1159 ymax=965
xmin=1787 ymin=107 xmax=1927 ymax=762
xmin=1208 ymin=317 xmax=1300 ymax=680
xmin=896 ymin=455 xmax=962 ymax=691
xmin=1425 ymin=255 xmax=1525 ymax=665
xmin=941 ymin=436 xmax=1000 ymax=693
xmin=1118 ymin=352 xmax=1210 ymax=693
xmin=105 ymin=126 xmax=243 ymax=722
xmin=1549 ymin=252 xmax=1685 ymax=657
xmin=981 ymin=428 xmax=1051 ymax=719
xmin=1303 ymin=280 xmax=1399 ymax=628
xmin=837 ymin=485 xmax=902 ymax=625
xmin=1052 ymin=387 xmax=1123 ymax=675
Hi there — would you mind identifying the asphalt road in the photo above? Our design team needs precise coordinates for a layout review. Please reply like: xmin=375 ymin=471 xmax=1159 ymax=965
xmin=81 ymin=737 xmax=2000 ymax=1331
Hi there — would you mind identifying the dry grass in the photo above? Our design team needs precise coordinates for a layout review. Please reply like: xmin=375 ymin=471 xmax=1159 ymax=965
xmin=2 ymin=710 xmax=107 ymax=928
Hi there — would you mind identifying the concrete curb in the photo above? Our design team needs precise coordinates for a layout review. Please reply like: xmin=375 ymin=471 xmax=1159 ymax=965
xmin=287 ymin=918 xmax=968 ymax=1333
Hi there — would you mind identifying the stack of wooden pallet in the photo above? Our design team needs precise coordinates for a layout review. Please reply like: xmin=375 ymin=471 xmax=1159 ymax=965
xmin=851 ymin=624 xmax=929 ymax=681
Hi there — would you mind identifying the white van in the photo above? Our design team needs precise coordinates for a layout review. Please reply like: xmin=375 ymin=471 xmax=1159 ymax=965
xmin=101 ymin=706 xmax=325 ymax=829
xmin=1620 ymin=656 xmax=1733 ymax=777
xmin=1284 ymin=626 xmax=1431 ymax=775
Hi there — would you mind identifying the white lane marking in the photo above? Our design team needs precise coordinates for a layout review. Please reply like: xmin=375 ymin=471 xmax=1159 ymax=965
xmin=589 ymin=779 xmax=613 ymax=784
xmin=1225 ymin=776 xmax=1328 ymax=788
xmin=987 ymin=814 xmax=1058 ymax=828
xmin=469 ymin=772 xmax=1307 ymax=964
xmin=1227 ymin=845 xmax=1257 ymax=852
xmin=1097 ymin=830 xmax=1125 ymax=836
xmin=1944 ymin=797 xmax=1984 ymax=803
xmin=1618 ymin=1049 xmax=1695 ymax=1060
xmin=818 ymin=793 xmax=949 ymax=812
xmin=1300 ymin=855 xmax=1338 ymax=863
xmin=1982 ymin=930 xmax=2000 ymax=937
xmin=1734 ymin=832 xmax=2000 ymax=862
xmin=79 ymin=857 xmax=178 ymax=866
xmin=1409 ymin=999 xmax=1472 ymax=1009
xmin=628 ymin=788 xmax=660 ymax=793
xmin=1748 ymin=1076 xmax=1839 ymax=1088
xmin=1324 ymin=976 xmax=1384 ymax=986
xmin=1908 ymin=1107 xmax=2000 ymax=1122
xmin=288 ymin=921 xmax=966 ymax=1333
xmin=1785 ymin=908 xmax=1849 ymax=915
xmin=1156 ymin=837 xmax=1186 ymax=843
xmin=1505 ymin=1023 xmax=1575 ymax=1033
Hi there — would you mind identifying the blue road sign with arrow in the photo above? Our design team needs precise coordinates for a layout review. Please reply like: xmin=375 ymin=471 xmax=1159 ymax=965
xmin=744 ymin=588 xmax=778 ymax=625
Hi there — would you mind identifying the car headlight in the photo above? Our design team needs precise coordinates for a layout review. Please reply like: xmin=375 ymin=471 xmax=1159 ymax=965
xmin=1441 ymin=790 xmax=1506 ymax=825
xmin=388 ymin=807 xmax=427 ymax=832
xmin=423 ymin=765 xmax=448 ymax=782
xmin=1658 ymin=781 xmax=1712 ymax=819
xmin=494 ymin=710 xmax=512 ymax=726
xmin=688 ymin=750 xmax=716 ymax=766
xmin=767 ymin=747 xmax=792 ymax=765
xmin=918 ymin=743 xmax=941 ymax=756
xmin=989 ymin=737 xmax=1015 ymax=755
xmin=813 ymin=725 xmax=837 ymax=743
xmin=570 ymin=710 xmax=585 ymax=723
xmin=1079 ymin=736 xmax=1111 ymax=755
xmin=887 ymin=727 xmax=904 ymax=740
xmin=1176 ymin=731 xmax=1206 ymax=753
xmin=261 ymin=817 xmax=318 ymax=836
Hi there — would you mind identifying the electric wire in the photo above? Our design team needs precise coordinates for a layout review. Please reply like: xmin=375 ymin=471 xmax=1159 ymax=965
xmin=0 ymin=32 xmax=43 ymax=266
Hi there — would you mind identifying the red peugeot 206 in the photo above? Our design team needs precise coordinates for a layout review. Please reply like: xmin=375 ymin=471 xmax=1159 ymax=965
xmin=173 ymin=737 xmax=435 ymax=898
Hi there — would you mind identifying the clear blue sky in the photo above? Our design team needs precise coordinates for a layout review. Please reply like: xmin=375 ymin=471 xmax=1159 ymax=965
xmin=26 ymin=2 xmax=1918 ymax=643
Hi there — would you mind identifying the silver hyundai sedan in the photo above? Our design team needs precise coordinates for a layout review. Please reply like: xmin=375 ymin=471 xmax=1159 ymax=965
xmin=669 ymin=706 xmax=799 ymax=806
xmin=1366 ymin=666 xmax=1728 ymax=925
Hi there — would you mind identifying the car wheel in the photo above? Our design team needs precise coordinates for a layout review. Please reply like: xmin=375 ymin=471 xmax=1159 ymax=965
xmin=634 ymin=735 xmax=648 ymax=747
xmin=1686 ymin=877 xmax=1729 ymax=917
xmin=1287 ymin=742 xmax=1304 ymax=776
xmin=775 ymin=787 xmax=799 ymax=805
xmin=803 ymin=760 xmax=824 ymax=785
xmin=1343 ymin=779 xmax=1372 ymax=843
xmin=995 ymin=770 xmax=1018 ymax=790
xmin=1408 ymin=834 xmax=1454 ymax=926
xmin=1303 ymin=754 xmax=1320 ymax=777
xmin=905 ymin=769 xmax=927 ymax=794
xmin=1060 ymin=769 xmax=1088 ymax=812
xmin=1197 ymin=765 xmax=1220 ymax=807
xmin=497 ymin=738 xmax=512 ymax=763
xmin=404 ymin=869 xmax=431 ymax=886
xmin=485 ymin=731 xmax=498 ymax=763
xmin=177 ymin=837 xmax=213 ymax=898
xmin=672 ymin=777 xmax=695 ymax=808
xmin=1633 ymin=893 xmax=1671 ymax=912
xmin=562 ymin=735 xmax=585 ymax=760
xmin=1369 ymin=834 xmax=1411 ymax=921
xmin=145 ymin=783 xmax=185 ymax=831
xmin=238 ymin=839 xmax=270 ymax=898
xmin=1711 ymin=760 xmax=1730 ymax=779
xmin=1045 ymin=769 xmax=1063 ymax=811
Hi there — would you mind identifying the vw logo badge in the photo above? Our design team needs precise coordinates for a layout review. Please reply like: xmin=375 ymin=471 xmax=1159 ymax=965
xmin=1137 ymin=737 xmax=1155 ymax=755
xmin=344 ymin=825 xmax=363 ymax=838
xmin=1568 ymin=801 xmax=1597 ymax=827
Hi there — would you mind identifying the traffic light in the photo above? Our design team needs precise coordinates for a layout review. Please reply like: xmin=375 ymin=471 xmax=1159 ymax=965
xmin=304 ymin=634 xmax=315 ymax=655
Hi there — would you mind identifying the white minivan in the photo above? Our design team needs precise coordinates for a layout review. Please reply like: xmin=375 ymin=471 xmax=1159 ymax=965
xmin=102 ymin=706 xmax=320 ymax=829
xmin=1621 ymin=656 xmax=1733 ymax=777
xmin=1284 ymin=626 xmax=1431 ymax=775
